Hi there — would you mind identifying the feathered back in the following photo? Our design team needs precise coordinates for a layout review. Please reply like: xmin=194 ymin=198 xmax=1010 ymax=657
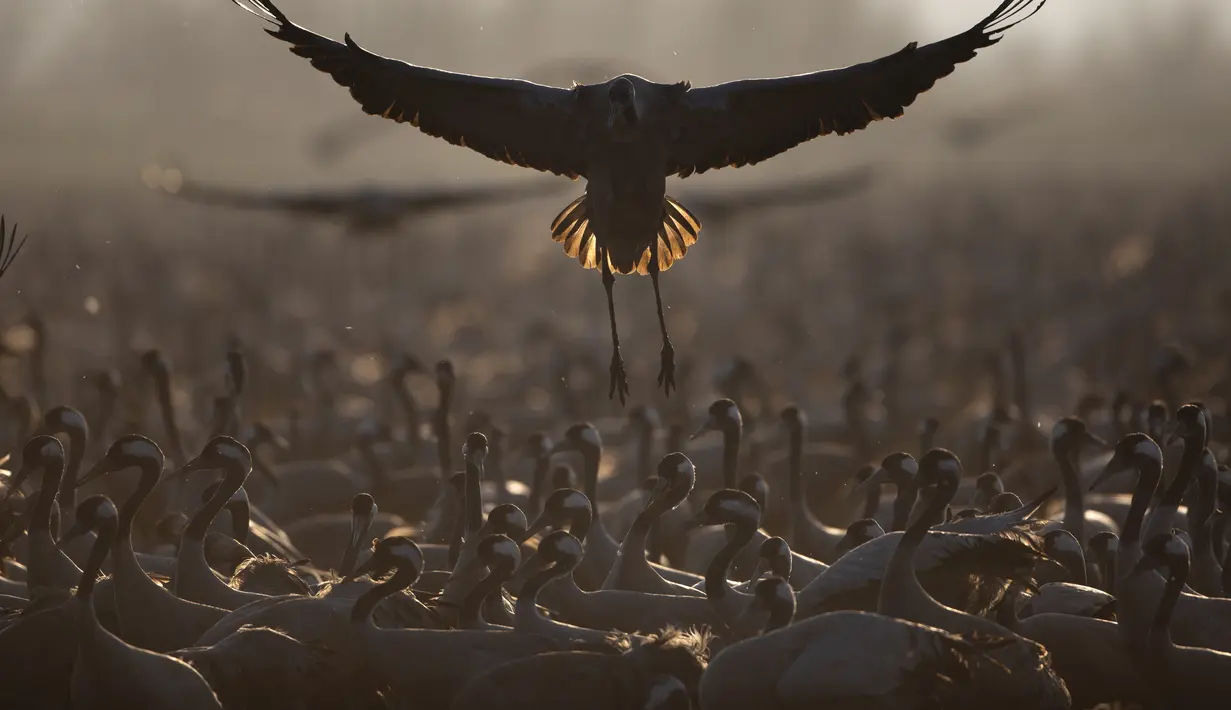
xmin=231 ymin=554 xmax=312 ymax=596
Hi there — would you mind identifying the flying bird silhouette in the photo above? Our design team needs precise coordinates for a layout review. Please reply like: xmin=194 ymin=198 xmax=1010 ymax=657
xmin=229 ymin=0 xmax=1047 ymax=404
xmin=308 ymin=57 xmax=644 ymax=167
xmin=151 ymin=173 xmax=569 ymax=234
xmin=681 ymin=165 xmax=876 ymax=227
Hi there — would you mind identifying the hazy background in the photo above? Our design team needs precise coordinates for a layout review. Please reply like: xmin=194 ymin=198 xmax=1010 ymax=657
xmin=2 ymin=0 xmax=1229 ymax=186
xmin=1 ymin=0 xmax=1229 ymax=444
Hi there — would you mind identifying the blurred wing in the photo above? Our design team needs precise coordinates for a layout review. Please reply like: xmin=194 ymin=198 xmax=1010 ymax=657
xmin=234 ymin=0 xmax=586 ymax=178
xmin=667 ymin=0 xmax=1045 ymax=177
xmin=385 ymin=178 xmax=570 ymax=211
xmin=172 ymin=181 xmax=352 ymax=215
xmin=681 ymin=165 xmax=876 ymax=220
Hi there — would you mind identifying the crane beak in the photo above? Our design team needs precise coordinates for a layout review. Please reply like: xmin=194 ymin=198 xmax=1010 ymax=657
xmin=690 ymin=415 xmax=719 ymax=441
xmin=75 ymin=459 xmax=115 ymax=490
xmin=177 ymin=457 xmax=211 ymax=477
xmin=848 ymin=467 xmax=887 ymax=500
xmin=1090 ymin=455 xmax=1131 ymax=492
xmin=57 ymin=520 xmax=90 ymax=548
xmin=345 ymin=546 xmax=381 ymax=582
xmin=683 ymin=510 xmax=712 ymax=531
xmin=1083 ymin=431 xmax=1110 ymax=451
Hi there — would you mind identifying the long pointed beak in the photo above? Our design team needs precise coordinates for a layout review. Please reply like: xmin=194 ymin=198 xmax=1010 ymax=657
xmin=177 ymin=457 xmax=210 ymax=477
xmin=0 ymin=465 xmax=33 ymax=504
xmin=1128 ymin=557 xmax=1159 ymax=579
xmin=1084 ymin=431 xmax=1110 ymax=450
xmin=76 ymin=459 xmax=114 ymax=490
xmin=549 ymin=441 xmax=572 ymax=456
xmin=521 ymin=513 xmax=551 ymax=542
xmin=848 ymin=467 xmax=887 ymax=500
xmin=746 ymin=558 xmax=768 ymax=587
xmin=683 ymin=511 xmax=711 ymax=531
xmin=1165 ymin=426 xmax=1185 ymax=447
xmin=345 ymin=546 xmax=381 ymax=581
xmin=1090 ymin=457 xmax=1128 ymax=492
xmin=57 ymin=520 xmax=90 ymax=548
xmin=690 ymin=417 xmax=718 ymax=441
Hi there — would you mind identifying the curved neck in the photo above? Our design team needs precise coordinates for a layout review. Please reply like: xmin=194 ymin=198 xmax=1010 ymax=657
xmin=224 ymin=500 xmax=250 ymax=544
xmin=1121 ymin=458 xmax=1162 ymax=547
xmin=862 ymin=482 xmax=881 ymax=520
xmin=765 ymin=601 xmax=794 ymax=633
xmin=351 ymin=565 xmax=417 ymax=625
xmin=185 ymin=467 xmax=249 ymax=543
xmin=57 ymin=432 xmax=87 ymax=519
xmin=461 ymin=564 xmax=511 ymax=627
xmin=488 ymin=445 xmax=506 ymax=491
xmin=464 ymin=459 xmax=484 ymax=536
xmin=434 ymin=386 xmax=453 ymax=480
xmin=787 ymin=426 xmax=803 ymax=501
xmin=1057 ymin=450 xmax=1085 ymax=543
xmin=636 ymin=426 xmax=654 ymax=480
xmin=582 ymin=449 xmax=602 ymax=519
xmin=30 ymin=458 xmax=65 ymax=534
xmin=1098 ymin=553 xmax=1118 ymax=594
xmin=903 ymin=482 xmax=953 ymax=547
xmin=517 ymin=562 xmax=566 ymax=621
xmin=447 ymin=490 xmax=465 ymax=568
xmin=707 ymin=517 xmax=757 ymax=603
xmin=529 ymin=456 xmax=550 ymax=518
xmin=152 ymin=372 xmax=185 ymax=464
xmin=878 ymin=482 xmax=953 ymax=615
xmin=1150 ymin=571 xmax=1185 ymax=652
xmin=721 ymin=426 xmax=741 ymax=490
xmin=117 ymin=458 xmax=163 ymax=544
xmin=891 ymin=478 xmax=918 ymax=533
xmin=76 ymin=518 xmax=116 ymax=599
xmin=1155 ymin=439 xmax=1201 ymax=518
xmin=340 ymin=517 xmax=375 ymax=578
xmin=568 ymin=511 xmax=592 ymax=544
xmin=391 ymin=376 xmax=420 ymax=455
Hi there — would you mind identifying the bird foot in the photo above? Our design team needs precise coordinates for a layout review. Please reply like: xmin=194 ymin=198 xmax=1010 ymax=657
xmin=609 ymin=351 xmax=630 ymax=406
xmin=657 ymin=340 xmax=676 ymax=397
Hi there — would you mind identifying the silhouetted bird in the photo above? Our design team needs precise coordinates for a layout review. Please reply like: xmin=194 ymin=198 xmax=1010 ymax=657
xmin=152 ymin=175 xmax=568 ymax=234
xmin=230 ymin=0 xmax=1047 ymax=404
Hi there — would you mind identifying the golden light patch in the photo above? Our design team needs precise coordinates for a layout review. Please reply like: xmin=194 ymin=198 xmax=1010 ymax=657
xmin=382 ymin=102 xmax=397 ymax=118
xmin=862 ymin=101 xmax=883 ymax=120
xmin=410 ymin=111 xmax=421 ymax=127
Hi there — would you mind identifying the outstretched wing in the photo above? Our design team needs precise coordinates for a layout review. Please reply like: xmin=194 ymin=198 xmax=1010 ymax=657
xmin=383 ymin=178 xmax=570 ymax=211
xmin=168 ymin=180 xmax=354 ymax=215
xmin=233 ymin=0 xmax=587 ymax=178
xmin=667 ymin=0 xmax=1046 ymax=177
xmin=681 ymin=165 xmax=876 ymax=221
xmin=0 ymin=216 xmax=28 ymax=282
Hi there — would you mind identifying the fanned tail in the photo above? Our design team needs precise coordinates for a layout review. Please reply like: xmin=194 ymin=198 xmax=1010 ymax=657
xmin=550 ymin=194 xmax=702 ymax=274
xmin=550 ymin=194 xmax=600 ymax=270
xmin=652 ymin=195 xmax=702 ymax=274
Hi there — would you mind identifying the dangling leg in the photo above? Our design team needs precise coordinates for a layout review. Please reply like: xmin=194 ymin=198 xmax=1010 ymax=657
xmin=649 ymin=248 xmax=676 ymax=397
xmin=601 ymin=247 xmax=630 ymax=405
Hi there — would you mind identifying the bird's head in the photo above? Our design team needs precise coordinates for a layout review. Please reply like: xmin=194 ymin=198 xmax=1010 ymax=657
xmin=607 ymin=76 xmax=640 ymax=138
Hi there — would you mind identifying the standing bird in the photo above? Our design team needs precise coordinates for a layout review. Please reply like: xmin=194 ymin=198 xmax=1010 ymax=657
xmin=227 ymin=0 xmax=1048 ymax=403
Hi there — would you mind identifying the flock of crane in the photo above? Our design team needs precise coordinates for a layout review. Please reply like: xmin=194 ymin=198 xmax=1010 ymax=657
xmin=2 ymin=315 xmax=1231 ymax=708
xmin=5 ymin=0 xmax=1231 ymax=708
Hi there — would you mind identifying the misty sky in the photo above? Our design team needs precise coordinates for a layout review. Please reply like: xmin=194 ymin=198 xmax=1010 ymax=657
xmin=1 ymin=0 xmax=1227 ymax=187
